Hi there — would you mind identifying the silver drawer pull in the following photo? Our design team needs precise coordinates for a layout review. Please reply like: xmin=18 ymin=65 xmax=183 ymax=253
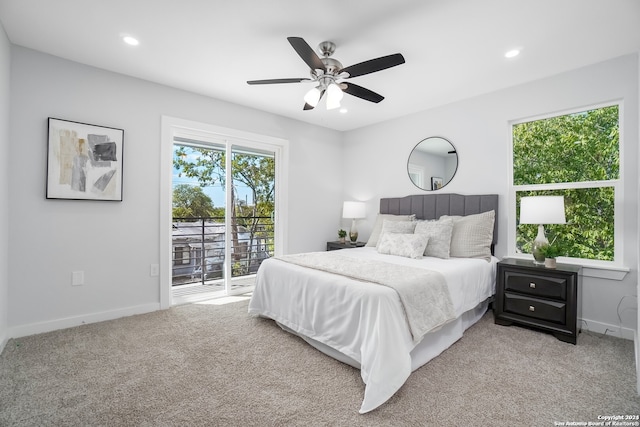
xmin=529 ymin=305 xmax=535 ymax=312
xmin=529 ymin=282 xmax=536 ymax=289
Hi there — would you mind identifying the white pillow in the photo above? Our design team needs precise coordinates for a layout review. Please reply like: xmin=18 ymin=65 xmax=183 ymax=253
xmin=441 ymin=210 xmax=495 ymax=262
xmin=376 ymin=233 xmax=429 ymax=259
xmin=365 ymin=214 xmax=416 ymax=247
xmin=414 ymin=217 xmax=454 ymax=259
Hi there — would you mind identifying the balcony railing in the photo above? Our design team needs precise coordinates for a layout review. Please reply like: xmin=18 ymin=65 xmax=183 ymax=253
xmin=171 ymin=216 xmax=274 ymax=286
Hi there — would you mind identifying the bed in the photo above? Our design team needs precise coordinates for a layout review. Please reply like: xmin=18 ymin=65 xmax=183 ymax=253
xmin=248 ymin=193 xmax=499 ymax=413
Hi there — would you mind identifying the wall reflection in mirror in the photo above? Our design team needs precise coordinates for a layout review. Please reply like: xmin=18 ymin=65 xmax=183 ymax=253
xmin=407 ymin=137 xmax=458 ymax=191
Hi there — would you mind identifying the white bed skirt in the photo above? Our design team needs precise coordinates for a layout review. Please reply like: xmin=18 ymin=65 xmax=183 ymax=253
xmin=278 ymin=298 xmax=490 ymax=373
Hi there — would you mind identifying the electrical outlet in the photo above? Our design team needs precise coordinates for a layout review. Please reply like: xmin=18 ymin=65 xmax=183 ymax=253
xmin=72 ymin=271 xmax=84 ymax=286
xmin=150 ymin=264 xmax=159 ymax=277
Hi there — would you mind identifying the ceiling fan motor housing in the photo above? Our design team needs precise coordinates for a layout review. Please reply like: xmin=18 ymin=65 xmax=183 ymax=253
xmin=312 ymin=57 xmax=343 ymax=79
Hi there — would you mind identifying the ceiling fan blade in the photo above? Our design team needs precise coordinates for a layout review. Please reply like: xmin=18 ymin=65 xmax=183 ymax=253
xmin=287 ymin=37 xmax=326 ymax=72
xmin=340 ymin=53 xmax=405 ymax=78
xmin=247 ymin=78 xmax=311 ymax=85
xmin=342 ymin=82 xmax=384 ymax=103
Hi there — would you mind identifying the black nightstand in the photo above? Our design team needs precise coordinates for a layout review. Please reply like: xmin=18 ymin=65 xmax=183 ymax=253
xmin=494 ymin=258 xmax=581 ymax=344
xmin=326 ymin=241 xmax=366 ymax=251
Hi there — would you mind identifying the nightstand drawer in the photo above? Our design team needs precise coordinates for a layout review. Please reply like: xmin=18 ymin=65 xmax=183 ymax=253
xmin=504 ymin=271 xmax=567 ymax=300
xmin=504 ymin=293 xmax=566 ymax=324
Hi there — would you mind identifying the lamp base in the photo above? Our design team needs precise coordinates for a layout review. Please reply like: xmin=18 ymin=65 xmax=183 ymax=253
xmin=531 ymin=224 xmax=548 ymax=265
xmin=349 ymin=218 xmax=358 ymax=243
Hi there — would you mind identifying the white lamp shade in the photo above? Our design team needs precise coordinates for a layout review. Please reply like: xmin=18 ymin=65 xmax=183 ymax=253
xmin=326 ymin=83 xmax=343 ymax=110
xmin=304 ymin=87 xmax=321 ymax=107
xmin=520 ymin=196 xmax=566 ymax=225
xmin=342 ymin=201 xmax=366 ymax=219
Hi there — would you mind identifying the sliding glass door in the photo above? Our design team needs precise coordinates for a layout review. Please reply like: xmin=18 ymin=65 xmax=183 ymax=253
xmin=170 ymin=136 xmax=276 ymax=301
xmin=226 ymin=146 xmax=275 ymax=292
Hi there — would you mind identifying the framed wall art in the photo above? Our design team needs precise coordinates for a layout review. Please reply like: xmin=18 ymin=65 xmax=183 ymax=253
xmin=431 ymin=176 xmax=443 ymax=190
xmin=46 ymin=118 xmax=124 ymax=201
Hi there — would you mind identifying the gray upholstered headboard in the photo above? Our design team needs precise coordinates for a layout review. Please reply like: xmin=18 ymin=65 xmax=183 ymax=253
xmin=379 ymin=193 xmax=499 ymax=249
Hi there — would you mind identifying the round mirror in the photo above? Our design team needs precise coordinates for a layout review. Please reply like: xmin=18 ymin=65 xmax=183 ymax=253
xmin=407 ymin=137 xmax=458 ymax=191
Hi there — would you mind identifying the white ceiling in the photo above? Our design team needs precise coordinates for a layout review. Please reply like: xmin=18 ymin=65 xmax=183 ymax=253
xmin=1 ymin=0 xmax=639 ymax=132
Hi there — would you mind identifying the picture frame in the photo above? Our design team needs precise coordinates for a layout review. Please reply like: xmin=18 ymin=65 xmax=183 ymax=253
xmin=46 ymin=118 xmax=124 ymax=201
xmin=431 ymin=176 xmax=443 ymax=190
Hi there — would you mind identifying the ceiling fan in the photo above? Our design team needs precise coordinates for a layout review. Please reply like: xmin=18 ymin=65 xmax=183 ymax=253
xmin=247 ymin=37 xmax=405 ymax=110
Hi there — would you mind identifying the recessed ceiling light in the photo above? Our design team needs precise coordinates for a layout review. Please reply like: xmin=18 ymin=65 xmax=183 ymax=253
xmin=504 ymin=49 xmax=520 ymax=58
xmin=122 ymin=36 xmax=139 ymax=46
xmin=339 ymin=108 xmax=348 ymax=114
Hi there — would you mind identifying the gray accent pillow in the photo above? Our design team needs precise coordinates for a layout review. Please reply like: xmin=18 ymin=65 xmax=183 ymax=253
xmin=414 ymin=217 xmax=454 ymax=259
xmin=377 ymin=233 xmax=429 ymax=259
xmin=365 ymin=214 xmax=416 ymax=247
xmin=441 ymin=210 xmax=495 ymax=262
xmin=379 ymin=218 xmax=417 ymax=238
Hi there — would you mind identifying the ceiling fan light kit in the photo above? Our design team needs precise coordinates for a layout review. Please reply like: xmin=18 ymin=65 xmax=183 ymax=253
xmin=303 ymin=87 xmax=321 ymax=107
xmin=247 ymin=37 xmax=405 ymax=111
xmin=326 ymin=83 xmax=344 ymax=110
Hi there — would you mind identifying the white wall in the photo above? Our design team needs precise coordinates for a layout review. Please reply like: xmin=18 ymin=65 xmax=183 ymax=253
xmin=0 ymin=22 xmax=10 ymax=351
xmin=343 ymin=54 xmax=639 ymax=338
xmin=8 ymin=46 xmax=343 ymax=336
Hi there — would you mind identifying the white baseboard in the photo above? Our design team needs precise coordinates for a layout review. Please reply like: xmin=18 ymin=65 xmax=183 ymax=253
xmin=8 ymin=303 xmax=162 ymax=339
xmin=580 ymin=317 xmax=635 ymax=340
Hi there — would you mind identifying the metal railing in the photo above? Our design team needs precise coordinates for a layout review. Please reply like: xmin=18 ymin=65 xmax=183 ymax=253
xmin=171 ymin=216 xmax=274 ymax=286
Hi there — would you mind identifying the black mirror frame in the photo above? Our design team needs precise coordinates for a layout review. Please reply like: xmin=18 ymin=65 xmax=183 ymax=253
xmin=407 ymin=136 xmax=458 ymax=191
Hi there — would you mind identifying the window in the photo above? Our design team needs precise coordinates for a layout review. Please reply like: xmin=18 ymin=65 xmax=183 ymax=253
xmin=173 ymin=246 xmax=191 ymax=265
xmin=511 ymin=103 xmax=620 ymax=263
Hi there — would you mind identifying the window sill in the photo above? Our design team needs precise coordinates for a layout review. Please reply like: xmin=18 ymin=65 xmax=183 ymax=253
xmin=504 ymin=254 xmax=629 ymax=281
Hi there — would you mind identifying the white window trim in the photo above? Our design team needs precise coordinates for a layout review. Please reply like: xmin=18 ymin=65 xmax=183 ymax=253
xmin=506 ymin=101 xmax=627 ymax=279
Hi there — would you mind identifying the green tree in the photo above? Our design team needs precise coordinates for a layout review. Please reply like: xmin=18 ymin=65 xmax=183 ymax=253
xmin=173 ymin=145 xmax=275 ymax=272
xmin=513 ymin=106 xmax=619 ymax=185
xmin=513 ymin=105 xmax=618 ymax=261
xmin=172 ymin=184 xmax=215 ymax=218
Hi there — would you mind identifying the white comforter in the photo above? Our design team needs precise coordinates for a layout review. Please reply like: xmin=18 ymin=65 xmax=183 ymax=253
xmin=248 ymin=247 xmax=497 ymax=413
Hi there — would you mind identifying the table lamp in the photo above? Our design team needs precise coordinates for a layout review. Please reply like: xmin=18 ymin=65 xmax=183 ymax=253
xmin=519 ymin=196 xmax=566 ymax=264
xmin=342 ymin=201 xmax=366 ymax=243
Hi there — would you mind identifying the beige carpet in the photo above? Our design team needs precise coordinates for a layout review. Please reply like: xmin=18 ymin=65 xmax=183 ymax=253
xmin=1 ymin=299 xmax=637 ymax=426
